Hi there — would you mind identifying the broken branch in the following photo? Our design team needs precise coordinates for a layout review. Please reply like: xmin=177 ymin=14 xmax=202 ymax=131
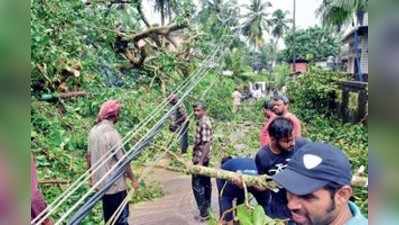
xmin=39 ymin=179 xmax=70 ymax=185
xmin=59 ymin=91 xmax=88 ymax=99
xmin=123 ymin=23 xmax=188 ymax=42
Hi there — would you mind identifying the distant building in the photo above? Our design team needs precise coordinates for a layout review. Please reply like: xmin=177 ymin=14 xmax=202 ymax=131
xmin=288 ymin=58 xmax=309 ymax=75
xmin=315 ymin=56 xmax=337 ymax=71
xmin=340 ymin=13 xmax=368 ymax=81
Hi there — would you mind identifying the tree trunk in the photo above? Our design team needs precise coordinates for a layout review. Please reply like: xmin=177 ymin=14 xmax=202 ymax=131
xmin=135 ymin=0 xmax=150 ymax=27
xmin=272 ymin=38 xmax=279 ymax=69
xmin=161 ymin=9 xmax=165 ymax=26
xmin=160 ymin=163 xmax=280 ymax=191
xmin=59 ymin=91 xmax=87 ymax=98
xmin=124 ymin=23 xmax=188 ymax=42
xmin=160 ymin=163 xmax=368 ymax=190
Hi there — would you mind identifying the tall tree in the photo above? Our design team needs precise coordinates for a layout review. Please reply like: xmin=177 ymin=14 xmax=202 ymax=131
xmin=316 ymin=0 xmax=368 ymax=30
xmin=281 ymin=26 xmax=340 ymax=63
xmin=270 ymin=9 xmax=291 ymax=47
xmin=153 ymin=0 xmax=176 ymax=25
xmin=269 ymin=9 xmax=291 ymax=67
xmin=196 ymin=0 xmax=240 ymax=41
xmin=242 ymin=0 xmax=272 ymax=50
xmin=259 ymin=41 xmax=274 ymax=70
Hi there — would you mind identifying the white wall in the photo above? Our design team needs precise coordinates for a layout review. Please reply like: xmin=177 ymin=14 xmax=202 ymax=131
xmin=361 ymin=36 xmax=368 ymax=74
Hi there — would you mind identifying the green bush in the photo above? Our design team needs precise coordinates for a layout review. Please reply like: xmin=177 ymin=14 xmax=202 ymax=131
xmin=287 ymin=68 xmax=345 ymax=117
xmin=271 ymin=64 xmax=290 ymax=89
xmin=285 ymin=68 xmax=368 ymax=214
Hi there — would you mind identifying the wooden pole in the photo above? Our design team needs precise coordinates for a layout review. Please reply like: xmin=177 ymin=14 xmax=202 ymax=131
xmin=292 ymin=0 xmax=296 ymax=73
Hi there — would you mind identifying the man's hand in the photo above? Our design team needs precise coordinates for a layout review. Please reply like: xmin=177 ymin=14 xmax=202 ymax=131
xmin=192 ymin=158 xmax=200 ymax=165
xmin=197 ymin=159 xmax=205 ymax=166
xmin=89 ymin=177 xmax=95 ymax=187
xmin=130 ymin=178 xmax=140 ymax=190
xmin=253 ymin=185 xmax=267 ymax=192
xmin=169 ymin=124 xmax=177 ymax=132
xmin=89 ymin=178 xmax=100 ymax=192
xmin=231 ymin=176 xmax=244 ymax=189
xmin=43 ymin=218 xmax=54 ymax=225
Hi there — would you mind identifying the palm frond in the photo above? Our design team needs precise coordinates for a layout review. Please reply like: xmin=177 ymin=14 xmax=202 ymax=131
xmin=317 ymin=0 xmax=367 ymax=28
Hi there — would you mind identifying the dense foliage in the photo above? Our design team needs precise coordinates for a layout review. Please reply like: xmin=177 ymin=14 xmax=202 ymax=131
xmin=242 ymin=0 xmax=272 ymax=49
xmin=287 ymin=68 xmax=346 ymax=115
xmin=317 ymin=0 xmax=368 ymax=29
xmin=280 ymin=26 xmax=341 ymax=62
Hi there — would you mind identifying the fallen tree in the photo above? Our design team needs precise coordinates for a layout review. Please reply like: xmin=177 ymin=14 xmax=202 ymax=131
xmin=159 ymin=151 xmax=368 ymax=191
xmin=121 ymin=22 xmax=188 ymax=42
xmin=114 ymin=22 xmax=189 ymax=68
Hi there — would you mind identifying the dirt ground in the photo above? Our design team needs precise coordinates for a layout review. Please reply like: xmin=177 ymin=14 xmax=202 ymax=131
xmin=129 ymin=168 xmax=220 ymax=225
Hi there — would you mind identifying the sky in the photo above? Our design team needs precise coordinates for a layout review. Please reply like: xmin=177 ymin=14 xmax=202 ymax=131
xmin=237 ymin=0 xmax=322 ymax=29
xmin=142 ymin=0 xmax=322 ymax=29
xmin=141 ymin=0 xmax=323 ymax=49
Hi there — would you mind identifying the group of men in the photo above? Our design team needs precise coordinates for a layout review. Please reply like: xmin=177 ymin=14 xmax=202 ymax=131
xmin=231 ymin=85 xmax=263 ymax=113
xmin=216 ymin=95 xmax=368 ymax=225
xmin=33 ymin=92 xmax=367 ymax=225
xmin=83 ymin=97 xmax=215 ymax=225
xmin=169 ymin=95 xmax=215 ymax=222
xmin=167 ymin=93 xmax=368 ymax=225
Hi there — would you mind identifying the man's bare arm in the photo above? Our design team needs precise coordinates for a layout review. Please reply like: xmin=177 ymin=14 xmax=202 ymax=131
xmin=125 ymin=165 xmax=140 ymax=189
xmin=85 ymin=152 xmax=95 ymax=187
xmin=85 ymin=152 xmax=91 ymax=170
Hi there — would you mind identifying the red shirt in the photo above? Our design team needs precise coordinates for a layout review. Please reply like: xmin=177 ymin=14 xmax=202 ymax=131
xmin=259 ymin=113 xmax=302 ymax=147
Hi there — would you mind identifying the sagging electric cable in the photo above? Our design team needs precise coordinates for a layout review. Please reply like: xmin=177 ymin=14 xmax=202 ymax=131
xmin=69 ymin=74 xmax=218 ymax=225
xmin=36 ymin=12 xmax=238 ymax=225
xmin=32 ymin=40 xmax=224 ymax=225
xmin=55 ymin=44 xmax=229 ymax=225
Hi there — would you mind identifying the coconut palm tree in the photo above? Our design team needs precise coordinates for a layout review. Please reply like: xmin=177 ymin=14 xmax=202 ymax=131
xmin=242 ymin=0 xmax=272 ymax=50
xmin=270 ymin=9 xmax=291 ymax=48
xmin=317 ymin=0 xmax=368 ymax=30
xmin=268 ymin=9 xmax=291 ymax=67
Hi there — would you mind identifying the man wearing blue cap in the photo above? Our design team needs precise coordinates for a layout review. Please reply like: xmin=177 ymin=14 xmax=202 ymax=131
xmin=272 ymin=143 xmax=368 ymax=225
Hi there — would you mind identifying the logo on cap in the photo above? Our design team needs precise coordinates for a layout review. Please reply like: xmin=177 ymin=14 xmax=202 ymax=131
xmin=303 ymin=154 xmax=322 ymax=169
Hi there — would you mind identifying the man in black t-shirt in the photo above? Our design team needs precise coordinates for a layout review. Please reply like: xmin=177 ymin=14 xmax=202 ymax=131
xmin=255 ymin=117 xmax=310 ymax=220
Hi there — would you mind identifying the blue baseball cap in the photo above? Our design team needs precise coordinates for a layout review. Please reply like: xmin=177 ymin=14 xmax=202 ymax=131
xmin=272 ymin=143 xmax=352 ymax=195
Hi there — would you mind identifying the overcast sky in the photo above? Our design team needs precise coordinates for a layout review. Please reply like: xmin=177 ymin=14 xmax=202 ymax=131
xmin=142 ymin=0 xmax=322 ymax=29
xmin=141 ymin=0 xmax=323 ymax=49
xmin=270 ymin=0 xmax=322 ymax=29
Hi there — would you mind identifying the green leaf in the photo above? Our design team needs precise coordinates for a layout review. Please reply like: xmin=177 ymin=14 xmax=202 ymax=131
xmin=237 ymin=205 xmax=253 ymax=225
xmin=253 ymin=205 xmax=268 ymax=225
